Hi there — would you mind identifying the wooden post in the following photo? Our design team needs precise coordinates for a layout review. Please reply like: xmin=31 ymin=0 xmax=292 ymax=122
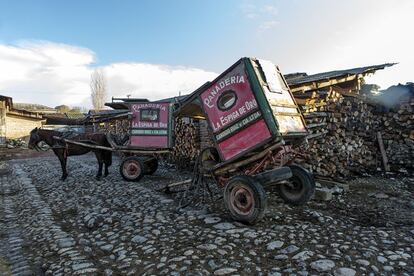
xmin=377 ymin=131 xmax=390 ymax=172
xmin=0 ymin=100 xmax=6 ymax=146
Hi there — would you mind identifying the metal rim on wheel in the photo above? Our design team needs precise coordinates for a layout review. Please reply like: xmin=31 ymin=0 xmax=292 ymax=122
xmin=123 ymin=160 xmax=141 ymax=179
xmin=229 ymin=183 xmax=255 ymax=216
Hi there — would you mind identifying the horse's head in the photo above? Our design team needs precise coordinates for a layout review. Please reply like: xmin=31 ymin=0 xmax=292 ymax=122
xmin=28 ymin=127 xmax=41 ymax=150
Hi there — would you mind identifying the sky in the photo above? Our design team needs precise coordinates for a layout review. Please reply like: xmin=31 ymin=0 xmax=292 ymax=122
xmin=0 ymin=0 xmax=413 ymax=108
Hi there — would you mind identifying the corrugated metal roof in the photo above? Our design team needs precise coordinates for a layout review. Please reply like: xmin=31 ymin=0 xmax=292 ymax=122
xmin=286 ymin=63 xmax=396 ymax=86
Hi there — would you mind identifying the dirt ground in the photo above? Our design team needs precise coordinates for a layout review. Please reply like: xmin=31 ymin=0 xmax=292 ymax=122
xmin=0 ymin=150 xmax=413 ymax=275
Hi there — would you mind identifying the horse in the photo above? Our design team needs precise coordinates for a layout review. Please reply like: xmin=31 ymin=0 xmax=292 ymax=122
xmin=28 ymin=128 xmax=112 ymax=181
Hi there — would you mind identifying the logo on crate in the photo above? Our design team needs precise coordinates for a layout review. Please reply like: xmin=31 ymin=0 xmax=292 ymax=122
xmin=203 ymin=75 xmax=245 ymax=109
xmin=215 ymin=110 xmax=262 ymax=141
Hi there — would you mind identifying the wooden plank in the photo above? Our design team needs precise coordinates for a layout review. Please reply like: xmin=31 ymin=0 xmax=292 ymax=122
xmin=290 ymin=75 xmax=357 ymax=93
xmin=213 ymin=140 xmax=284 ymax=175
xmin=156 ymin=179 xmax=193 ymax=193
xmin=306 ymin=122 xmax=327 ymax=129
xmin=377 ymin=131 xmax=390 ymax=172
xmin=303 ymin=112 xmax=328 ymax=118
xmin=53 ymin=136 xmax=170 ymax=154
xmin=306 ymin=131 xmax=328 ymax=140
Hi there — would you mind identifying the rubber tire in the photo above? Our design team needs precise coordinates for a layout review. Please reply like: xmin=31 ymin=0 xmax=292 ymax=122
xmin=145 ymin=157 xmax=158 ymax=175
xmin=224 ymin=175 xmax=267 ymax=225
xmin=120 ymin=156 xmax=145 ymax=182
xmin=277 ymin=165 xmax=315 ymax=205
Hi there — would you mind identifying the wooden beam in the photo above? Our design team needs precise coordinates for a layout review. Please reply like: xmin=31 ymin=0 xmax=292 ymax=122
xmin=213 ymin=140 xmax=284 ymax=175
xmin=290 ymin=75 xmax=357 ymax=93
xmin=377 ymin=132 xmax=390 ymax=172
xmin=53 ymin=136 xmax=170 ymax=154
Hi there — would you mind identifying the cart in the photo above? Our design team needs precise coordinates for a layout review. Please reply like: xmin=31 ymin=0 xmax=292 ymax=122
xmin=57 ymin=57 xmax=314 ymax=224
xmin=174 ymin=57 xmax=314 ymax=224
xmin=53 ymin=100 xmax=174 ymax=182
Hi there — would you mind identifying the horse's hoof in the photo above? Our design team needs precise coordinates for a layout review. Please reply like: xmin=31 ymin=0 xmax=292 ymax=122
xmin=60 ymin=177 xmax=67 ymax=181
xmin=96 ymin=176 xmax=102 ymax=181
xmin=104 ymin=173 xmax=109 ymax=178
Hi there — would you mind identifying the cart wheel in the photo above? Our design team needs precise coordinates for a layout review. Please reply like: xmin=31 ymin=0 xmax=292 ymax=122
xmin=277 ymin=165 xmax=315 ymax=205
xmin=145 ymin=157 xmax=158 ymax=175
xmin=120 ymin=156 xmax=144 ymax=182
xmin=224 ymin=175 xmax=267 ymax=225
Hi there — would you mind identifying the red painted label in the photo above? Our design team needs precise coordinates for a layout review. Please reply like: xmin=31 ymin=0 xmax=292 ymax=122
xmin=218 ymin=119 xmax=271 ymax=160
xmin=130 ymin=136 xmax=168 ymax=148
xmin=130 ymin=102 xmax=170 ymax=148
xmin=200 ymin=63 xmax=258 ymax=133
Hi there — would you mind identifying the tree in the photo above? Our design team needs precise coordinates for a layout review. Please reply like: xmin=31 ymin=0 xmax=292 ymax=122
xmin=90 ymin=68 xmax=107 ymax=110
xmin=69 ymin=106 xmax=87 ymax=114
xmin=55 ymin=105 xmax=71 ymax=113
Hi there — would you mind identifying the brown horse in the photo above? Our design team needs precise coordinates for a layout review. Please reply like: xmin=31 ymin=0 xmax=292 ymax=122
xmin=28 ymin=128 xmax=112 ymax=180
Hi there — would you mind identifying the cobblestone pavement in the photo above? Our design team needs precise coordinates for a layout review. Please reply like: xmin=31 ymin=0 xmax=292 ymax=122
xmin=0 ymin=154 xmax=413 ymax=275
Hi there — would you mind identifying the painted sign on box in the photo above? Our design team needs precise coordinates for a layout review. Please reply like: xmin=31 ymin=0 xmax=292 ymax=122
xmin=130 ymin=102 xmax=170 ymax=148
xmin=200 ymin=63 xmax=259 ymax=133
xmin=200 ymin=61 xmax=272 ymax=161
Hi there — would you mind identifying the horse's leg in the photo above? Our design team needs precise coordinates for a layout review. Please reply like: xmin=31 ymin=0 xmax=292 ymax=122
xmin=95 ymin=151 xmax=103 ymax=180
xmin=55 ymin=150 xmax=68 ymax=180
xmin=104 ymin=151 xmax=112 ymax=177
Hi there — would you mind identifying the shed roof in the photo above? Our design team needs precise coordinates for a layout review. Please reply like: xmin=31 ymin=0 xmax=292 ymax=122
xmin=286 ymin=63 xmax=396 ymax=87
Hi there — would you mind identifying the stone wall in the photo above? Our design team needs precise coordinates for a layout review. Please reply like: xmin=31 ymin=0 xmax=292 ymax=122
xmin=5 ymin=114 xmax=44 ymax=140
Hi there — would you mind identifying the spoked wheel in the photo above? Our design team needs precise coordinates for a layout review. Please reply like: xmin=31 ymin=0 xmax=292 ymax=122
xmin=144 ymin=157 xmax=158 ymax=175
xmin=277 ymin=165 xmax=315 ymax=205
xmin=224 ymin=175 xmax=267 ymax=225
xmin=120 ymin=156 xmax=144 ymax=182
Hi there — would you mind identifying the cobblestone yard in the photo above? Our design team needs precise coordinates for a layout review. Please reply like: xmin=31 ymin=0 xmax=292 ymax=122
xmin=0 ymin=154 xmax=413 ymax=275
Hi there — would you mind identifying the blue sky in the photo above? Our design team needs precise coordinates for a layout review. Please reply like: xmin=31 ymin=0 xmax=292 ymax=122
xmin=0 ymin=0 xmax=413 ymax=107
xmin=0 ymin=0 xmax=254 ymax=68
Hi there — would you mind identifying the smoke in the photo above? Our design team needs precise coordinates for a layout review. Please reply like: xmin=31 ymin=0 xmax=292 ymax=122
xmin=366 ymin=82 xmax=413 ymax=108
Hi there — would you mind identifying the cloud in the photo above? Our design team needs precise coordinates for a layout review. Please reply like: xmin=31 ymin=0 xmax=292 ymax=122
xmin=104 ymin=63 xmax=217 ymax=101
xmin=259 ymin=20 xmax=280 ymax=31
xmin=0 ymin=41 xmax=217 ymax=108
xmin=262 ymin=5 xmax=278 ymax=16
xmin=240 ymin=2 xmax=279 ymax=31
xmin=240 ymin=3 xmax=258 ymax=19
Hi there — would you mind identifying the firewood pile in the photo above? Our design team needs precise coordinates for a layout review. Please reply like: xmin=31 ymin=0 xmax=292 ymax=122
xmin=89 ymin=119 xmax=130 ymax=145
xmin=296 ymin=86 xmax=414 ymax=179
xmin=199 ymin=120 xmax=215 ymax=150
xmin=374 ymin=98 xmax=413 ymax=171
xmin=170 ymin=117 xmax=201 ymax=168
xmin=103 ymin=119 xmax=130 ymax=136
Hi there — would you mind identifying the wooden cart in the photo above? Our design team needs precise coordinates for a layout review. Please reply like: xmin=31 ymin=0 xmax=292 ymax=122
xmin=58 ymin=57 xmax=315 ymax=224
xmin=174 ymin=58 xmax=315 ymax=224
xmin=54 ymin=101 xmax=174 ymax=182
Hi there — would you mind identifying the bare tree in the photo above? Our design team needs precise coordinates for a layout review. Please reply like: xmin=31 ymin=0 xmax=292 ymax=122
xmin=90 ymin=69 xmax=107 ymax=110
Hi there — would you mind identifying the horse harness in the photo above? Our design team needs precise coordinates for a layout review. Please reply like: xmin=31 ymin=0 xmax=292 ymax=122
xmin=51 ymin=132 xmax=98 ymax=158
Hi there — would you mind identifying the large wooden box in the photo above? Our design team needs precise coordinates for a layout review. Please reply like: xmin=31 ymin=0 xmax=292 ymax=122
xmin=129 ymin=102 xmax=173 ymax=149
xmin=199 ymin=58 xmax=306 ymax=162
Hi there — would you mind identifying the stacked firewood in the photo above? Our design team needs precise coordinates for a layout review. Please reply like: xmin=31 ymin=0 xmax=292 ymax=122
xmin=106 ymin=119 xmax=130 ymax=136
xmin=199 ymin=120 xmax=215 ymax=150
xmin=171 ymin=117 xmax=201 ymax=168
xmin=301 ymin=96 xmax=378 ymax=177
xmin=373 ymin=97 xmax=414 ymax=170
xmin=296 ymin=88 xmax=414 ymax=179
